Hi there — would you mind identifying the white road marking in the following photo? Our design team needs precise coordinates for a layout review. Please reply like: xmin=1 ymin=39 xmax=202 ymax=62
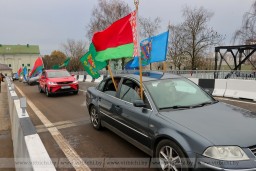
xmin=79 ymin=89 xmax=87 ymax=93
xmin=215 ymin=97 xmax=256 ymax=105
xmin=15 ymin=86 xmax=91 ymax=171
xmin=36 ymin=118 xmax=90 ymax=133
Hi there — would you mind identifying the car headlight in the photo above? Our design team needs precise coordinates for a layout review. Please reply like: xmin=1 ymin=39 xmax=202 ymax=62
xmin=203 ymin=146 xmax=249 ymax=161
xmin=48 ymin=81 xmax=57 ymax=85
xmin=73 ymin=80 xmax=78 ymax=84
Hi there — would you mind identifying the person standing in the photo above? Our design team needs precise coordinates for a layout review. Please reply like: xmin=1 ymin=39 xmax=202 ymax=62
xmin=0 ymin=73 xmax=5 ymax=93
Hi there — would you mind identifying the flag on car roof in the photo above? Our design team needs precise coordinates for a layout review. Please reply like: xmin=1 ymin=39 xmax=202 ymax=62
xmin=59 ymin=57 xmax=70 ymax=68
xmin=125 ymin=31 xmax=169 ymax=68
xmin=80 ymin=43 xmax=107 ymax=79
xmin=92 ymin=11 xmax=138 ymax=62
xmin=29 ymin=57 xmax=44 ymax=77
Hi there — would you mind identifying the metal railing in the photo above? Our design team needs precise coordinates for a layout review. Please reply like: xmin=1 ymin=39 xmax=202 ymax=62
xmin=70 ymin=70 xmax=256 ymax=80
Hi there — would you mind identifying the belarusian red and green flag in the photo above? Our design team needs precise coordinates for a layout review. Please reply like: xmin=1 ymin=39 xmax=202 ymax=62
xmin=80 ymin=44 xmax=107 ymax=79
xmin=29 ymin=57 xmax=44 ymax=77
xmin=92 ymin=11 xmax=138 ymax=62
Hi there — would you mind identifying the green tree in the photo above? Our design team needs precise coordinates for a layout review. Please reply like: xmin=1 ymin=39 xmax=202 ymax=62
xmin=43 ymin=50 xmax=66 ymax=69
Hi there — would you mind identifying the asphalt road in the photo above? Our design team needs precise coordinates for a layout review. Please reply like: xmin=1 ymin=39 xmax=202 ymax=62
xmin=14 ymin=81 xmax=154 ymax=171
xmin=13 ymin=81 xmax=256 ymax=171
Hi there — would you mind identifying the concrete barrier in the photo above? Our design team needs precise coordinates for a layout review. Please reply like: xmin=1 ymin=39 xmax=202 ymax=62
xmin=85 ymin=75 xmax=93 ymax=82
xmin=95 ymin=75 xmax=103 ymax=83
xmin=224 ymin=79 xmax=256 ymax=101
xmin=77 ymin=75 xmax=84 ymax=82
xmin=6 ymin=78 xmax=56 ymax=171
xmin=198 ymin=79 xmax=215 ymax=94
xmin=77 ymin=75 xmax=104 ymax=83
xmin=212 ymin=79 xmax=227 ymax=97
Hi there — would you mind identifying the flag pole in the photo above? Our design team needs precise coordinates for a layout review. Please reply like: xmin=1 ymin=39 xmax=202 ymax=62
xmin=108 ymin=65 xmax=117 ymax=91
xmin=135 ymin=0 xmax=143 ymax=100
xmin=163 ymin=61 xmax=167 ymax=72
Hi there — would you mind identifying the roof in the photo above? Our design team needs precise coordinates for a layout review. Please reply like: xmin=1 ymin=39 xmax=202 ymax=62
xmin=0 ymin=63 xmax=12 ymax=70
xmin=0 ymin=44 xmax=40 ymax=54
xmin=116 ymin=71 xmax=181 ymax=82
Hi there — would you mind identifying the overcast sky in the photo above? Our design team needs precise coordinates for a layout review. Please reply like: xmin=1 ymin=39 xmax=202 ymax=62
xmin=0 ymin=0 xmax=254 ymax=55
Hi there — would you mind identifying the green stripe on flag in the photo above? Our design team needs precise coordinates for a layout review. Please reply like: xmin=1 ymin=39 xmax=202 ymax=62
xmin=95 ymin=43 xmax=134 ymax=62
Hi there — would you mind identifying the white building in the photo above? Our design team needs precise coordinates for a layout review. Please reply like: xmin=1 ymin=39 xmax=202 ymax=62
xmin=0 ymin=44 xmax=40 ymax=74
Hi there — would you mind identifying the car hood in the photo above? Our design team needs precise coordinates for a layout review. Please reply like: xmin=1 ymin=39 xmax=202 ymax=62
xmin=48 ymin=77 xmax=75 ymax=82
xmin=159 ymin=102 xmax=256 ymax=147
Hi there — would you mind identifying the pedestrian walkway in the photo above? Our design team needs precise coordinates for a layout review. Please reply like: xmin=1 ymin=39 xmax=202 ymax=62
xmin=0 ymin=81 xmax=15 ymax=171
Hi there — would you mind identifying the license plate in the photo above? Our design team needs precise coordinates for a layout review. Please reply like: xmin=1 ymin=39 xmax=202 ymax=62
xmin=61 ymin=86 xmax=70 ymax=89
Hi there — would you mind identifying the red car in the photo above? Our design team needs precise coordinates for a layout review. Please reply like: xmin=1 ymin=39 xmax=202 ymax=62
xmin=38 ymin=69 xmax=79 ymax=97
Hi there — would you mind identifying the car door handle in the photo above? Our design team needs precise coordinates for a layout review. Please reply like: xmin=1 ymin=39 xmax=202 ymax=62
xmin=114 ymin=105 xmax=121 ymax=110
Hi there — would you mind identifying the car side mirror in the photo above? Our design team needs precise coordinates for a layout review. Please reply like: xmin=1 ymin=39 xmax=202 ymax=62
xmin=72 ymin=74 xmax=74 ymax=77
xmin=133 ymin=100 xmax=146 ymax=108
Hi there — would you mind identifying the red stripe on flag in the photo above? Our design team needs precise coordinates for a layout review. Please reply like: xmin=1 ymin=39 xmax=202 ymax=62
xmin=92 ymin=12 xmax=135 ymax=52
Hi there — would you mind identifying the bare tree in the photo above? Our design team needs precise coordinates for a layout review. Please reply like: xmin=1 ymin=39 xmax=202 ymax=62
xmin=180 ymin=6 xmax=224 ymax=70
xmin=233 ymin=1 xmax=256 ymax=44
xmin=139 ymin=17 xmax=161 ymax=70
xmin=168 ymin=24 xmax=186 ymax=70
xmin=62 ymin=39 xmax=86 ymax=58
xmin=87 ymin=0 xmax=130 ymax=40
xmin=139 ymin=17 xmax=161 ymax=39
xmin=87 ymin=0 xmax=131 ymax=70
xmin=61 ymin=39 xmax=87 ymax=71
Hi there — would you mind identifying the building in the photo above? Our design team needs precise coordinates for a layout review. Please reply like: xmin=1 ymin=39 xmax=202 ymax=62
xmin=0 ymin=44 xmax=40 ymax=74
xmin=0 ymin=63 xmax=12 ymax=76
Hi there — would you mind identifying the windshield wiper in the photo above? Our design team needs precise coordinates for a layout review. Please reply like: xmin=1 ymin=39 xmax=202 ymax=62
xmin=159 ymin=105 xmax=193 ymax=110
xmin=193 ymin=101 xmax=218 ymax=107
xmin=159 ymin=101 xmax=219 ymax=110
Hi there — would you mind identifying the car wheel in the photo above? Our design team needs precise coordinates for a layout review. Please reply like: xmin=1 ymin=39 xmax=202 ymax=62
xmin=90 ymin=105 xmax=101 ymax=130
xmin=155 ymin=140 xmax=189 ymax=171
xmin=45 ymin=87 xmax=51 ymax=97
xmin=73 ymin=91 xmax=78 ymax=95
xmin=38 ymin=85 xmax=43 ymax=93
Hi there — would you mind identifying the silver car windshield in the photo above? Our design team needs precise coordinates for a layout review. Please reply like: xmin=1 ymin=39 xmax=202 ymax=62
xmin=144 ymin=78 xmax=215 ymax=110
xmin=48 ymin=71 xmax=71 ymax=78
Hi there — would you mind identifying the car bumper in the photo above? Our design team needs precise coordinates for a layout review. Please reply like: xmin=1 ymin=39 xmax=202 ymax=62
xmin=194 ymin=154 xmax=256 ymax=171
xmin=198 ymin=161 xmax=256 ymax=170
xmin=48 ymin=84 xmax=79 ymax=94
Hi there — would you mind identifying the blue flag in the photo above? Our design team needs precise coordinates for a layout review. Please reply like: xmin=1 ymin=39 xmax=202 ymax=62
xmin=125 ymin=31 xmax=169 ymax=68
xmin=23 ymin=66 xmax=28 ymax=81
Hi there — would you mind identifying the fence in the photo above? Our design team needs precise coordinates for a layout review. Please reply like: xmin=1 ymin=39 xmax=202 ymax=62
xmin=71 ymin=70 xmax=256 ymax=80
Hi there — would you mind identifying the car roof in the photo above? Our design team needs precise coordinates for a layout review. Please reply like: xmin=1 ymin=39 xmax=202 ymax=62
xmin=115 ymin=71 xmax=182 ymax=82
